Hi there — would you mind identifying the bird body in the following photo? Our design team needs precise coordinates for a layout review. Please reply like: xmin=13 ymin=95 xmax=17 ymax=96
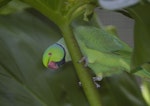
xmin=43 ymin=25 xmax=133 ymax=77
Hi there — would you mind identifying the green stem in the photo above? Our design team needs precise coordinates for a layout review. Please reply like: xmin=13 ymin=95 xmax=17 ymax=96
xmin=141 ymin=80 xmax=150 ymax=106
xmin=59 ymin=24 xmax=102 ymax=106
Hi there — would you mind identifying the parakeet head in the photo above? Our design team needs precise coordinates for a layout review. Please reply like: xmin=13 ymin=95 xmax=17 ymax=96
xmin=42 ymin=43 xmax=66 ymax=70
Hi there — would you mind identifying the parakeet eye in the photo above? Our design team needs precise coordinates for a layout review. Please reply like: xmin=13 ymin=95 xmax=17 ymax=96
xmin=48 ymin=53 xmax=52 ymax=56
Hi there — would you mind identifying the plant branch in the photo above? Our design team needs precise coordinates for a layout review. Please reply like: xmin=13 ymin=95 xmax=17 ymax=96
xmin=59 ymin=23 xmax=102 ymax=106
xmin=19 ymin=0 xmax=102 ymax=105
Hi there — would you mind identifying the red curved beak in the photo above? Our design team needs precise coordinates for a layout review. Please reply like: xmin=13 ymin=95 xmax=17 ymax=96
xmin=48 ymin=62 xmax=59 ymax=70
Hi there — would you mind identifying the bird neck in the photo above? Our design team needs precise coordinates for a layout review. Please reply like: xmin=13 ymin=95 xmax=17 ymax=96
xmin=57 ymin=38 xmax=72 ymax=62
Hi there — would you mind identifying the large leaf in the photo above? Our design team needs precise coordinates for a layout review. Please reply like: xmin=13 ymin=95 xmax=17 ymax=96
xmin=0 ymin=10 xmax=148 ymax=106
xmin=99 ymin=73 xmax=148 ymax=106
xmin=0 ymin=11 xmax=88 ymax=106
xmin=127 ymin=3 xmax=150 ymax=72
xmin=0 ymin=0 xmax=30 ymax=15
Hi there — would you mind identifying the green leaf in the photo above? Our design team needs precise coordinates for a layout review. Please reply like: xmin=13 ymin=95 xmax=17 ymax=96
xmin=142 ymin=81 xmax=150 ymax=106
xmin=20 ymin=0 xmax=98 ymax=26
xmin=0 ymin=0 xmax=30 ymax=15
xmin=0 ymin=10 xmax=148 ymax=106
xmin=0 ymin=11 xmax=88 ymax=106
xmin=127 ymin=3 xmax=150 ymax=72
xmin=99 ymin=72 xmax=148 ymax=106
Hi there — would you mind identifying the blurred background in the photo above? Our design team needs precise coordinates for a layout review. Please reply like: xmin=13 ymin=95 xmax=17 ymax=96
xmin=96 ymin=9 xmax=134 ymax=47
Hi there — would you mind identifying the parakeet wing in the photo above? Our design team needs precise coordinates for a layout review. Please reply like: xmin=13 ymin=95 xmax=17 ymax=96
xmin=75 ymin=37 xmax=130 ymax=77
xmin=71 ymin=25 xmax=132 ymax=77
xmin=74 ymin=26 xmax=131 ymax=53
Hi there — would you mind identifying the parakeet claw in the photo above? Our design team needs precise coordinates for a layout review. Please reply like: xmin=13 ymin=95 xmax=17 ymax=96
xmin=92 ymin=76 xmax=103 ymax=82
xmin=78 ymin=76 xmax=102 ymax=88
xmin=94 ymin=82 xmax=101 ymax=88
xmin=78 ymin=82 xmax=82 ymax=86
xmin=78 ymin=56 xmax=88 ymax=67
xmin=93 ymin=76 xmax=103 ymax=88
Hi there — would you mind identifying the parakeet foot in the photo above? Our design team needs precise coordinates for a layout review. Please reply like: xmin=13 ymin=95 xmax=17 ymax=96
xmin=92 ymin=76 xmax=103 ymax=82
xmin=78 ymin=56 xmax=88 ymax=67
xmin=93 ymin=76 xmax=102 ymax=88
xmin=78 ymin=76 xmax=102 ymax=88
xmin=94 ymin=82 xmax=100 ymax=88
xmin=78 ymin=82 xmax=82 ymax=86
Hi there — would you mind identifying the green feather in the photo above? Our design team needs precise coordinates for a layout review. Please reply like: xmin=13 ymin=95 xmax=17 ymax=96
xmin=43 ymin=25 xmax=150 ymax=79
xmin=74 ymin=26 xmax=132 ymax=53
xmin=42 ymin=44 xmax=65 ymax=67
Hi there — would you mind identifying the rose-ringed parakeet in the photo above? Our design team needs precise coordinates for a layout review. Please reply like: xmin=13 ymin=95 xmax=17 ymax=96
xmin=42 ymin=25 xmax=133 ymax=78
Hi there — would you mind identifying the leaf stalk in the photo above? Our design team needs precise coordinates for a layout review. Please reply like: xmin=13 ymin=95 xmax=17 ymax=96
xmin=59 ymin=23 xmax=102 ymax=106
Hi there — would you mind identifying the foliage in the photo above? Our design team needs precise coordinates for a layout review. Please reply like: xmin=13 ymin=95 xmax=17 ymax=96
xmin=0 ymin=0 xmax=29 ymax=15
xmin=127 ymin=3 xmax=150 ymax=71
xmin=0 ymin=0 xmax=150 ymax=106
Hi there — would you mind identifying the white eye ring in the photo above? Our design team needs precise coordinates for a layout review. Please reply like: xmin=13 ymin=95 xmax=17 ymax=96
xmin=98 ymin=0 xmax=140 ymax=10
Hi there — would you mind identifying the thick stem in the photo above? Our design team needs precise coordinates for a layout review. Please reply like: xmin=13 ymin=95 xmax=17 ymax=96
xmin=59 ymin=24 xmax=102 ymax=106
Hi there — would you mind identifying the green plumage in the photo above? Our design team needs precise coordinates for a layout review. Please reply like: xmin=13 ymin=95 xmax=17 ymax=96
xmin=42 ymin=44 xmax=65 ymax=68
xmin=74 ymin=26 xmax=130 ymax=53
xmin=47 ymin=26 xmax=131 ymax=77
xmin=43 ymin=25 xmax=150 ymax=79
xmin=72 ymin=26 xmax=131 ymax=77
